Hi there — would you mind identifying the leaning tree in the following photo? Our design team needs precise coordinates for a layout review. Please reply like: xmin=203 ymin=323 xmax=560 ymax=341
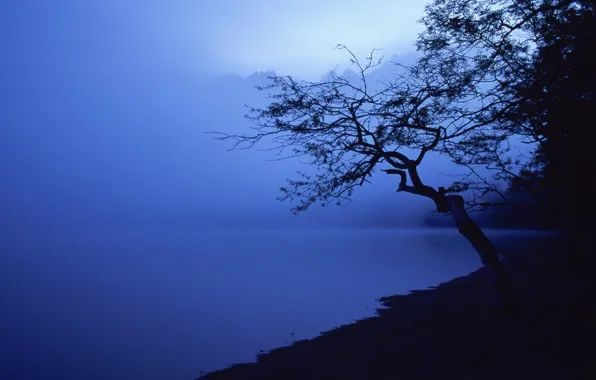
xmin=209 ymin=0 xmax=591 ymax=309
xmin=210 ymin=44 xmax=519 ymax=310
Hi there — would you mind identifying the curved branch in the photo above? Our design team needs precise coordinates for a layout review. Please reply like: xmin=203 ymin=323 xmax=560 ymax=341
xmin=414 ymin=126 xmax=444 ymax=166
xmin=383 ymin=167 xmax=449 ymax=212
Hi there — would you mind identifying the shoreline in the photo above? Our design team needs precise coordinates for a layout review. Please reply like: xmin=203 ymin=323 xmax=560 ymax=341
xmin=197 ymin=235 xmax=593 ymax=379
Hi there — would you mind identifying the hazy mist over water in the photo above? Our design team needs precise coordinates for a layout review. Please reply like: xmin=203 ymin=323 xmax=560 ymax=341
xmin=1 ymin=54 xmax=442 ymax=231
xmin=0 ymin=1 xmax=547 ymax=380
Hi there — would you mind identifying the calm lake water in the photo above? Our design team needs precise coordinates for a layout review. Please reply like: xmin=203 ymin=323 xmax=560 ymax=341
xmin=0 ymin=227 xmax=550 ymax=380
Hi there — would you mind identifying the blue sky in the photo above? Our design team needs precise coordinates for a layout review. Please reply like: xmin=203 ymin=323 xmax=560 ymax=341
xmin=2 ymin=0 xmax=425 ymax=79
xmin=193 ymin=0 xmax=426 ymax=78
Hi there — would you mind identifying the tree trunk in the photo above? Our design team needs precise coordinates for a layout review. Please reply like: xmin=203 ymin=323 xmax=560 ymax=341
xmin=446 ymin=195 xmax=517 ymax=312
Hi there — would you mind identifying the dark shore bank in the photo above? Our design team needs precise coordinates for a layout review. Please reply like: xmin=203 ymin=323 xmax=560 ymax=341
xmin=197 ymin=234 xmax=595 ymax=380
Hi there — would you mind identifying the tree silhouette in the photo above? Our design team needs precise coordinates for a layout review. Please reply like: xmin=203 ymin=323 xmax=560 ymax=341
xmin=209 ymin=45 xmax=515 ymax=310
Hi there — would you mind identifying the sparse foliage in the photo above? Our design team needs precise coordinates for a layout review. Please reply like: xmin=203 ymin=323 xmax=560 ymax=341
xmin=211 ymin=45 xmax=450 ymax=213
xmin=210 ymin=39 xmax=513 ymax=213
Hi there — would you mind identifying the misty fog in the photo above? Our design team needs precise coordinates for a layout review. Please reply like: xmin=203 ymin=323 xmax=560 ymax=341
xmin=2 ymin=53 xmax=442 ymax=231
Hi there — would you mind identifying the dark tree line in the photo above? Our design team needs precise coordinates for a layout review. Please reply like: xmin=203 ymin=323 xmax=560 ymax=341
xmin=510 ymin=0 xmax=595 ymax=271
xmin=423 ymin=0 xmax=594 ymax=242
